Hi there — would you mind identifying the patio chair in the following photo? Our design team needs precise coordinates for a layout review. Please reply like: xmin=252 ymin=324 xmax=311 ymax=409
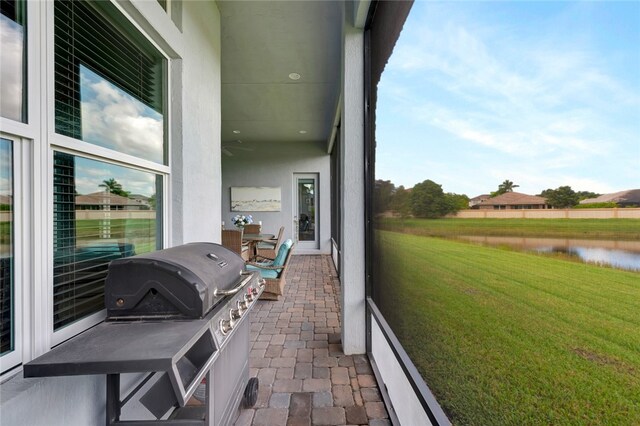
xmin=243 ymin=224 xmax=261 ymax=234
xmin=256 ymin=226 xmax=285 ymax=259
xmin=221 ymin=229 xmax=250 ymax=261
xmin=245 ymin=239 xmax=294 ymax=300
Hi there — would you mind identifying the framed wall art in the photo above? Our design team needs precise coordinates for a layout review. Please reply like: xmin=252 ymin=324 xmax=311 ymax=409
xmin=231 ymin=186 xmax=281 ymax=211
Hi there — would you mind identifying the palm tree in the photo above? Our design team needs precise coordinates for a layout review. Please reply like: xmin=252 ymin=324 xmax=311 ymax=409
xmin=491 ymin=179 xmax=519 ymax=197
xmin=498 ymin=179 xmax=519 ymax=193
xmin=99 ymin=178 xmax=129 ymax=197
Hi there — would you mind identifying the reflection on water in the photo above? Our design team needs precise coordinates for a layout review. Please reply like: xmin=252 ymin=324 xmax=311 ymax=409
xmin=456 ymin=236 xmax=640 ymax=272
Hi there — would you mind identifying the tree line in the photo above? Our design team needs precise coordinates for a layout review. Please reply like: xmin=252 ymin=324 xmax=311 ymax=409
xmin=375 ymin=179 xmax=469 ymax=218
xmin=537 ymin=186 xmax=599 ymax=208
xmin=375 ymin=179 xmax=603 ymax=218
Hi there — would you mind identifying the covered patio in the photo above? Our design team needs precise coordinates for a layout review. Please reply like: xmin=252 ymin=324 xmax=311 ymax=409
xmin=1 ymin=1 xmax=430 ymax=424
xmin=236 ymin=255 xmax=389 ymax=426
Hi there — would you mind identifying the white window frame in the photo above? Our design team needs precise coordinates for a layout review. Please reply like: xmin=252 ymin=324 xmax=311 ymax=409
xmin=43 ymin=0 xmax=173 ymax=347
xmin=47 ymin=147 xmax=171 ymax=346
xmin=0 ymin=0 xmax=177 ymax=379
xmin=0 ymin=0 xmax=38 ymax=377
xmin=0 ymin=133 xmax=28 ymax=375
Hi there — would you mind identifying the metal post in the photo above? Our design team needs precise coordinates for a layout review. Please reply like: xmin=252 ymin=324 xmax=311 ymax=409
xmin=205 ymin=371 xmax=212 ymax=426
xmin=106 ymin=374 xmax=121 ymax=426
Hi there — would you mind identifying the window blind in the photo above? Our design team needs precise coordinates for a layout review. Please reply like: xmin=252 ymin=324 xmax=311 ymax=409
xmin=54 ymin=0 xmax=163 ymax=141
xmin=53 ymin=152 xmax=162 ymax=330
xmin=52 ymin=152 xmax=97 ymax=330
xmin=52 ymin=0 xmax=164 ymax=330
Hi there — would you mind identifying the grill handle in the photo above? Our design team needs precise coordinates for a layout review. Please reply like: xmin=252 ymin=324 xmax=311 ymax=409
xmin=213 ymin=273 xmax=252 ymax=297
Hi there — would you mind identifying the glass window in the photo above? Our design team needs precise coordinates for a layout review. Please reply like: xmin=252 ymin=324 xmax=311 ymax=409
xmin=53 ymin=152 xmax=162 ymax=330
xmin=371 ymin=1 xmax=640 ymax=424
xmin=297 ymin=179 xmax=316 ymax=242
xmin=0 ymin=0 xmax=26 ymax=122
xmin=330 ymin=131 xmax=341 ymax=248
xmin=0 ymin=138 xmax=13 ymax=355
xmin=54 ymin=0 xmax=165 ymax=164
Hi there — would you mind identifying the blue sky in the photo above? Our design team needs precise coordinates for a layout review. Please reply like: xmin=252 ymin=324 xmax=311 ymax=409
xmin=0 ymin=139 xmax=11 ymax=196
xmin=75 ymin=156 xmax=157 ymax=197
xmin=376 ymin=1 xmax=640 ymax=196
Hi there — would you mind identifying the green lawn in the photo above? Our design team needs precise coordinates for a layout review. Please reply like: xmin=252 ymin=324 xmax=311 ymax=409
xmin=378 ymin=217 xmax=640 ymax=240
xmin=0 ymin=221 xmax=11 ymax=245
xmin=76 ymin=219 xmax=158 ymax=254
xmin=375 ymin=230 xmax=640 ymax=425
xmin=2 ymin=218 xmax=158 ymax=251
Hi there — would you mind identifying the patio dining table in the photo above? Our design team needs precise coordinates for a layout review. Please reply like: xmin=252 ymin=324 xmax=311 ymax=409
xmin=242 ymin=233 xmax=275 ymax=259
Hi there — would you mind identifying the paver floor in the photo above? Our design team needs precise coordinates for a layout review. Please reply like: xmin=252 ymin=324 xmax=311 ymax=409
xmin=234 ymin=255 xmax=390 ymax=426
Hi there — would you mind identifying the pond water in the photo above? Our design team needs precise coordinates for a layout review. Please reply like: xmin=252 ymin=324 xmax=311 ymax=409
xmin=456 ymin=236 xmax=640 ymax=272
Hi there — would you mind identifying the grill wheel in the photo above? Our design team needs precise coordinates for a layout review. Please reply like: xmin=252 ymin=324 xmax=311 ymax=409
xmin=243 ymin=377 xmax=259 ymax=407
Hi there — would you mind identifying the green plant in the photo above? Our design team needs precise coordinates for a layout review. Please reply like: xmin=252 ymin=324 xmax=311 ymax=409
xmin=573 ymin=202 xmax=618 ymax=209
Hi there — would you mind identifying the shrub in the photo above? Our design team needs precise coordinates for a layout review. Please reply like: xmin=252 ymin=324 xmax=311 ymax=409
xmin=573 ymin=202 xmax=618 ymax=209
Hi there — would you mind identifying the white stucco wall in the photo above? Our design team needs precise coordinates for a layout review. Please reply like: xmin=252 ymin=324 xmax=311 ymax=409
xmin=221 ymin=142 xmax=331 ymax=254
xmin=176 ymin=1 xmax=222 ymax=245
xmin=0 ymin=2 xmax=223 ymax=425
xmin=340 ymin=23 xmax=366 ymax=355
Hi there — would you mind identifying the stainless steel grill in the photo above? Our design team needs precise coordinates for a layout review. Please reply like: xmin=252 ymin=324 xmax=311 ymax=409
xmin=105 ymin=243 xmax=248 ymax=320
xmin=25 ymin=242 xmax=264 ymax=426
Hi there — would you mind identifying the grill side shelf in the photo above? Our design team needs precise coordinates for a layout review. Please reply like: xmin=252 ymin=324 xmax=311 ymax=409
xmin=23 ymin=317 xmax=215 ymax=378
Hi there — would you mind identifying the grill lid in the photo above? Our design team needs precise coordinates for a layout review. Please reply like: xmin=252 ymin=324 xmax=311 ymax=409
xmin=105 ymin=242 xmax=245 ymax=319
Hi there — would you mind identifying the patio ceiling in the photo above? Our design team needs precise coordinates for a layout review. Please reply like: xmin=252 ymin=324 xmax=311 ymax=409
xmin=218 ymin=1 xmax=343 ymax=151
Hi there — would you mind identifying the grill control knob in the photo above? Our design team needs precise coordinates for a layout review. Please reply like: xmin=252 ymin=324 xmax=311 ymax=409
xmin=219 ymin=318 xmax=232 ymax=335
xmin=230 ymin=308 xmax=241 ymax=320
xmin=238 ymin=300 xmax=248 ymax=312
xmin=251 ymin=287 xmax=259 ymax=296
xmin=245 ymin=293 xmax=253 ymax=303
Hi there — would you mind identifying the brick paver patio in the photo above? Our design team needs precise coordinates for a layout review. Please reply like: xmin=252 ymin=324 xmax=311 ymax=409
xmin=234 ymin=255 xmax=390 ymax=426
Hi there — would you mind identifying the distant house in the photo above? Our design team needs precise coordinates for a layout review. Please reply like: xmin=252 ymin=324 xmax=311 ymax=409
xmin=0 ymin=194 xmax=12 ymax=206
xmin=478 ymin=192 xmax=550 ymax=210
xmin=75 ymin=192 xmax=143 ymax=211
xmin=128 ymin=194 xmax=152 ymax=210
xmin=469 ymin=194 xmax=490 ymax=209
xmin=579 ymin=189 xmax=640 ymax=207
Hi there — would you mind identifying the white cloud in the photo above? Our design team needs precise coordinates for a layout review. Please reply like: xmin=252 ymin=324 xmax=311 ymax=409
xmin=0 ymin=15 xmax=24 ymax=121
xmin=74 ymin=157 xmax=158 ymax=196
xmin=80 ymin=68 xmax=163 ymax=164
xmin=377 ymin=3 xmax=639 ymax=194
xmin=0 ymin=177 xmax=11 ymax=195
xmin=74 ymin=176 xmax=102 ymax=195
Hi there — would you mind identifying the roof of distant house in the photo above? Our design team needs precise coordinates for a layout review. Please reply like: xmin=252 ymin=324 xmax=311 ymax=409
xmin=75 ymin=191 xmax=138 ymax=206
xmin=580 ymin=189 xmax=640 ymax=204
xmin=480 ymin=191 xmax=548 ymax=205
xmin=469 ymin=194 xmax=490 ymax=202
xmin=129 ymin=194 xmax=150 ymax=200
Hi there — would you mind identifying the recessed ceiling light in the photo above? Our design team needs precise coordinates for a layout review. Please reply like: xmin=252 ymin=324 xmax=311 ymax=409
xmin=299 ymin=130 xmax=307 ymax=134
xmin=288 ymin=72 xmax=301 ymax=80
xmin=232 ymin=130 xmax=241 ymax=134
